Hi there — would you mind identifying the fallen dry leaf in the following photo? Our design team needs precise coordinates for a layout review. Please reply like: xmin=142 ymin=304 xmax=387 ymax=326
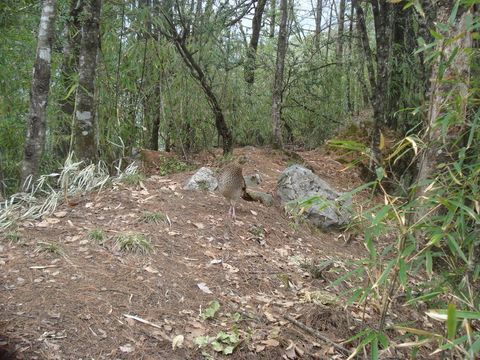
xmin=144 ymin=265 xmax=159 ymax=274
xmin=264 ymin=311 xmax=276 ymax=322
xmin=54 ymin=211 xmax=67 ymax=218
xmin=222 ymin=263 xmax=239 ymax=273
xmin=197 ymin=282 xmax=213 ymax=294
xmin=204 ymin=250 xmax=217 ymax=258
xmin=119 ymin=344 xmax=135 ymax=353
xmin=255 ymin=344 xmax=266 ymax=352
xmin=261 ymin=339 xmax=280 ymax=347
xmin=172 ymin=334 xmax=184 ymax=350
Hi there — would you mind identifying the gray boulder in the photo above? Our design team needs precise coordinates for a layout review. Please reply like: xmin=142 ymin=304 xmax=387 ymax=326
xmin=184 ymin=167 xmax=218 ymax=191
xmin=247 ymin=190 xmax=273 ymax=207
xmin=244 ymin=173 xmax=262 ymax=187
xmin=277 ymin=164 xmax=352 ymax=230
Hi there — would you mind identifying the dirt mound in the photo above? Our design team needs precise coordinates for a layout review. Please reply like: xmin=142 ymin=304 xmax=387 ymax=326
xmin=1 ymin=147 xmax=368 ymax=359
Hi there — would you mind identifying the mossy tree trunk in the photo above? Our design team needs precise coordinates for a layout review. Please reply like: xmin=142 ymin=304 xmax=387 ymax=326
xmin=21 ymin=0 xmax=57 ymax=185
xmin=56 ymin=0 xmax=84 ymax=160
xmin=74 ymin=0 xmax=102 ymax=163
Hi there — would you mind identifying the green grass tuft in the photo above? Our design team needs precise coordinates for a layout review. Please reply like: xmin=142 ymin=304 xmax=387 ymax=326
xmin=120 ymin=173 xmax=146 ymax=186
xmin=88 ymin=229 xmax=106 ymax=243
xmin=115 ymin=233 xmax=152 ymax=254
xmin=38 ymin=242 xmax=63 ymax=255
xmin=141 ymin=211 xmax=166 ymax=224
xmin=5 ymin=231 xmax=22 ymax=243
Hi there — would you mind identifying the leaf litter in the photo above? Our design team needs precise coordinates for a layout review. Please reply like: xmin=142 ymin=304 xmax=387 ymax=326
xmin=0 ymin=147 xmax=429 ymax=359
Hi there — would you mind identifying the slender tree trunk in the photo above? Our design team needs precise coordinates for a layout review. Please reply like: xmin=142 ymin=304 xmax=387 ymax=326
xmin=138 ymin=0 xmax=151 ymax=149
xmin=244 ymin=0 xmax=267 ymax=86
xmin=347 ymin=2 xmax=354 ymax=111
xmin=74 ymin=0 xmax=102 ymax=163
xmin=269 ymin=0 xmax=276 ymax=38
xmin=371 ymin=0 xmax=390 ymax=122
xmin=150 ymin=74 xmax=165 ymax=151
xmin=414 ymin=3 xmax=471 ymax=220
xmin=325 ymin=0 xmax=334 ymax=60
xmin=369 ymin=0 xmax=390 ymax=167
xmin=0 ymin=149 xmax=5 ymax=198
xmin=21 ymin=0 xmax=57 ymax=185
xmin=353 ymin=0 xmax=391 ymax=170
xmin=271 ymin=0 xmax=288 ymax=148
xmin=354 ymin=3 xmax=370 ymax=107
xmin=56 ymin=0 xmax=83 ymax=159
xmin=387 ymin=4 xmax=407 ymax=129
xmin=337 ymin=0 xmax=346 ymax=62
xmin=314 ymin=0 xmax=322 ymax=51
xmin=114 ymin=0 xmax=126 ymax=127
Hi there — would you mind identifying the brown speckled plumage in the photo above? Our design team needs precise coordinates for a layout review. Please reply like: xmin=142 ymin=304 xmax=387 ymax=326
xmin=217 ymin=157 xmax=252 ymax=219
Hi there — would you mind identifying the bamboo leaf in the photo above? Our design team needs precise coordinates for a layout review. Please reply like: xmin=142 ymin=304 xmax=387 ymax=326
xmin=398 ymin=258 xmax=407 ymax=285
xmin=394 ymin=326 xmax=442 ymax=338
xmin=447 ymin=303 xmax=457 ymax=341
xmin=425 ymin=250 xmax=433 ymax=277
xmin=379 ymin=131 xmax=385 ymax=150
xmin=448 ymin=0 xmax=460 ymax=25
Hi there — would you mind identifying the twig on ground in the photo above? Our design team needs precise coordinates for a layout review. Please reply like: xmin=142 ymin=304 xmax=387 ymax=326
xmin=123 ymin=314 xmax=163 ymax=330
xmin=284 ymin=314 xmax=350 ymax=355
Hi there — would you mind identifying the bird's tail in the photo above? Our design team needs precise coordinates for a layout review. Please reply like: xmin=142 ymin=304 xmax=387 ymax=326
xmin=242 ymin=190 xmax=256 ymax=202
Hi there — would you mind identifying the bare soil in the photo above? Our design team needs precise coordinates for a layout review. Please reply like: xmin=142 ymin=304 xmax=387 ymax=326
xmin=0 ymin=147 xmax=430 ymax=359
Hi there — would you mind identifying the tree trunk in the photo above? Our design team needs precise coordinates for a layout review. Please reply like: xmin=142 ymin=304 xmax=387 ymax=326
xmin=336 ymin=0 xmax=345 ymax=62
xmin=56 ymin=0 xmax=83 ymax=159
xmin=353 ymin=0 xmax=390 ymax=170
xmin=325 ymin=0 xmax=334 ymax=60
xmin=150 ymin=77 xmax=163 ymax=151
xmin=21 ymin=0 xmax=57 ymax=185
xmin=0 ymin=149 xmax=5 ymax=198
xmin=346 ymin=1 xmax=354 ymax=111
xmin=354 ymin=3 xmax=371 ymax=107
xmin=244 ymin=0 xmax=267 ymax=86
xmin=269 ymin=0 xmax=276 ymax=38
xmin=174 ymin=40 xmax=233 ymax=154
xmin=314 ymin=0 xmax=322 ymax=51
xmin=370 ymin=0 xmax=390 ymax=168
xmin=414 ymin=3 xmax=471 ymax=220
xmin=74 ymin=0 xmax=102 ymax=163
xmin=387 ymin=3 xmax=407 ymax=129
xmin=271 ymin=0 xmax=288 ymax=148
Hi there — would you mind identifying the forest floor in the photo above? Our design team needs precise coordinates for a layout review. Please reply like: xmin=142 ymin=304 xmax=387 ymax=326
xmin=1 ymin=146 xmax=432 ymax=359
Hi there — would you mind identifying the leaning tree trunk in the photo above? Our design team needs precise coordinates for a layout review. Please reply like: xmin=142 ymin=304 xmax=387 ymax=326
xmin=21 ymin=0 xmax=57 ymax=186
xmin=271 ymin=0 xmax=288 ymax=148
xmin=55 ymin=0 xmax=84 ymax=159
xmin=244 ymin=0 xmax=267 ymax=86
xmin=173 ymin=38 xmax=233 ymax=154
xmin=160 ymin=3 xmax=233 ymax=154
xmin=74 ymin=0 xmax=102 ymax=163
xmin=414 ymin=3 xmax=471 ymax=221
